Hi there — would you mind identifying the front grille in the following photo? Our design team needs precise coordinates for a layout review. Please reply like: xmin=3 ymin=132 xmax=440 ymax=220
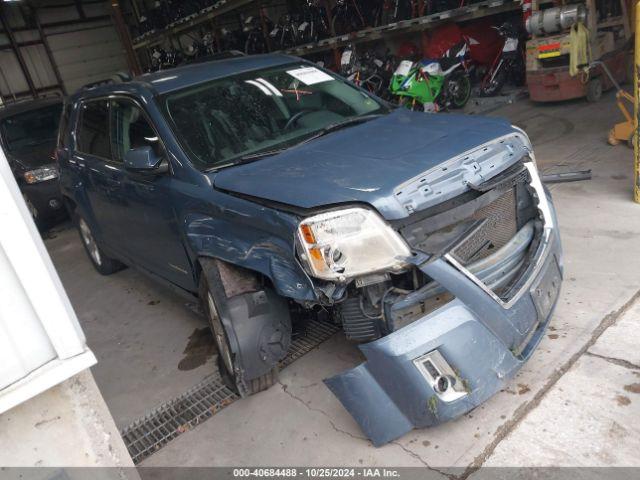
xmin=451 ymin=188 xmax=517 ymax=265
xmin=395 ymin=163 xmax=538 ymax=309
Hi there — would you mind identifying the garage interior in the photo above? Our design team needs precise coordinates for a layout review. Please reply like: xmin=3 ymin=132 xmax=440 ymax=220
xmin=1 ymin=0 xmax=639 ymax=472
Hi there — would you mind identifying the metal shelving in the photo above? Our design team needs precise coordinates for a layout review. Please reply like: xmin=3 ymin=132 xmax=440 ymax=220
xmin=132 ymin=0 xmax=256 ymax=50
xmin=282 ymin=0 xmax=519 ymax=57
xmin=130 ymin=0 xmax=519 ymax=64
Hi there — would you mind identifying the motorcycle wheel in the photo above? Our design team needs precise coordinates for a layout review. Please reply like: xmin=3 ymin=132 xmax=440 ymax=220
xmin=481 ymin=66 xmax=508 ymax=97
xmin=448 ymin=73 xmax=472 ymax=108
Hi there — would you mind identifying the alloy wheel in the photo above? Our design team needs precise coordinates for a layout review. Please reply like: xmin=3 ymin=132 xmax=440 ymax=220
xmin=79 ymin=218 xmax=102 ymax=266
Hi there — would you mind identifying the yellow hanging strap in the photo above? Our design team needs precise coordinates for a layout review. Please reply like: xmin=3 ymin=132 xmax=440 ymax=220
xmin=569 ymin=22 xmax=591 ymax=77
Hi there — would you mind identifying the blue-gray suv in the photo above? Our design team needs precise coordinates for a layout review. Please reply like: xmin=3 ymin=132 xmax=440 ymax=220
xmin=57 ymin=54 xmax=563 ymax=446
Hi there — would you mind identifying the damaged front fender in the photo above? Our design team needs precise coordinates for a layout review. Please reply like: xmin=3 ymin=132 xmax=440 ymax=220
xmin=185 ymin=212 xmax=316 ymax=302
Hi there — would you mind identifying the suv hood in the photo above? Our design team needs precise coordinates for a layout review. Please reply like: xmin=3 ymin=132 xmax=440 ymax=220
xmin=7 ymin=143 xmax=57 ymax=172
xmin=213 ymin=109 xmax=526 ymax=220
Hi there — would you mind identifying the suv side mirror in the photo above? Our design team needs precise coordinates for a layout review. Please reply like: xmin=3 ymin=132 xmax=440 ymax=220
xmin=123 ymin=146 xmax=168 ymax=174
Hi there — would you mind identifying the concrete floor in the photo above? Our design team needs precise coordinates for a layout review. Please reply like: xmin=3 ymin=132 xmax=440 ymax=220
xmin=44 ymin=91 xmax=640 ymax=469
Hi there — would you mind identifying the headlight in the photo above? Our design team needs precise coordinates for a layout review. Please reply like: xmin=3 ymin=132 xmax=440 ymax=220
xmin=297 ymin=207 xmax=411 ymax=281
xmin=23 ymin=166 xmax=58 ymax=184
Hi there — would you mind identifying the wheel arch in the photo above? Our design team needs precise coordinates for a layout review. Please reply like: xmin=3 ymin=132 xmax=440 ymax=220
xmin=185 ymin=213 xmax=317 ymax=303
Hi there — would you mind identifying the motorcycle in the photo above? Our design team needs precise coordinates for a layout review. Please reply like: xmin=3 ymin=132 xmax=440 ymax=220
xmin=244 ymin=15 xmax=272 ymax=54
xmin=297 ymin=0 xmax=331 ymax=44
xmin=270 ymin=14 xmax=300 ymax=50
xmin=390 ymin=40 xmax=472 ymax=112
xmin=378 ymin=0 xmax=416 ymax=26
xmin=149 ymin=46 xmax=184 ymax=72
xmin=340 ymin=44 xmax=395 ymax=99
xmin=331 ymin=0 xmax=366 ymax=36
xmin=480 ymin=22 xmax=525 ymax=96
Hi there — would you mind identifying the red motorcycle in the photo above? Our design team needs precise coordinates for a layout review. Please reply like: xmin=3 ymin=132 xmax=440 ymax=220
xmin=480 ymin=22 xmax=526 ymax=96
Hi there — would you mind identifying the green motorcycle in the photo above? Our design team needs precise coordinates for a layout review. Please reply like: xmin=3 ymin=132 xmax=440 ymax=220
xmin=390 ymin=41 xmax=472 ymax=112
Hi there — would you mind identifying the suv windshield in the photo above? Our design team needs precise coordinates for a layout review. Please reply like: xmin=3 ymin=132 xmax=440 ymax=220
xmin=161 ymin=63 xmax=388 ymax=169
xmin=0 ymin=103 xmax=62 ymax=154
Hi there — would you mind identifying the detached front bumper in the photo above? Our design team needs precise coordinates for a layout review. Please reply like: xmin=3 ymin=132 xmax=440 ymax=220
xmin=325 ymin=163 xmax=563 ymax=446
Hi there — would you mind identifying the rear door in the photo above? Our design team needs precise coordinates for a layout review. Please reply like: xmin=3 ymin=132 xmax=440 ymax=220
xmin=73 ymin=99 xmax=128 ymax=252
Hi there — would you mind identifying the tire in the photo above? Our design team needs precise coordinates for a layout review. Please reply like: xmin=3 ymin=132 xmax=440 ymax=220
xmin=448 ymin=73 xmax=472 ymax=109
xmin=22 ymin=193 xmax=43 ymax=230
xmin=76 ymin=213 xmax=125 ymax=275
xmin=481 ymin=66 xmax=508 ymax=97
xmin=586 ymin=77 xmax=602 ymax=103
xmin=199 ymin=264 xmax=278 ymax=396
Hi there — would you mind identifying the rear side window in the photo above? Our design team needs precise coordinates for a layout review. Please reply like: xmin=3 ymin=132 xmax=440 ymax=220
xmin=76 ymin=100 xmax=110 ymax=159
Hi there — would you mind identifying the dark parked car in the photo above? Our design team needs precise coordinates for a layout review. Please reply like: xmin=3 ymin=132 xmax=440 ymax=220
xmin=0 ymin=98 xmax=66 ymax=229
xmin=57 ymin=54 xmax=562 ymax=446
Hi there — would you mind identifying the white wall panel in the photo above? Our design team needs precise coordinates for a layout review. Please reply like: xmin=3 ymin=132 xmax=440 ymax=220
xmin=0 ymin=146 xmax=96 ymax=414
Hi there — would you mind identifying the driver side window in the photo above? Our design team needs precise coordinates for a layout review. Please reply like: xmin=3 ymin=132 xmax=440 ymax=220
xmin=110 ymin=98 xmax=163 ymax=163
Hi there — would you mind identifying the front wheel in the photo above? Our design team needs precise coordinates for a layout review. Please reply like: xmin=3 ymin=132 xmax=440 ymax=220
xmin=199 ymin=260 xmax=288 ymax=396
xmin=481 ymin=65 xmax=508 ymax=97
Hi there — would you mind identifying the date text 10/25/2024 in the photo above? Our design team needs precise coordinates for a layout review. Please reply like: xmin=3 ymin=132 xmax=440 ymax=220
xmin=233 ymin=468 xmax=401 ymax=478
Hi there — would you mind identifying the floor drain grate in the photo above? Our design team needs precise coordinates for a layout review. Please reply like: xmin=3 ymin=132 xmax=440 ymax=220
xmin=121 ymin=319 xmax=340 ymax=464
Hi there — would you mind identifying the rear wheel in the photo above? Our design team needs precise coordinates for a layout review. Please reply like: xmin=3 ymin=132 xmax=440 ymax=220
xmin=76 ymin=214 xmax=125 ymax=275
xmin=448 ymin=73 xmax=471 ymax=108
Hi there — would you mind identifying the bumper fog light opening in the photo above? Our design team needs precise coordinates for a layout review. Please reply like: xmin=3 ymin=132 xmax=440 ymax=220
xmin=413 ymin=350 xmax=468 ymax=402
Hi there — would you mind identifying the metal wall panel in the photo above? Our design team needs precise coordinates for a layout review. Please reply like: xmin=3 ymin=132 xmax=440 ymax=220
xmin=0 ymin=2 xmax=127 ymax=101
xmin=48 ymin=24 xmax=128 ymax=94
xmin=0 ymin=51 xmax=29 ymax=98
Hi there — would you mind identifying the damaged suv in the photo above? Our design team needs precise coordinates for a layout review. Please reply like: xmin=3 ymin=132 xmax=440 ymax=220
xmin=57 ymin=54 xmax=562 ymax=446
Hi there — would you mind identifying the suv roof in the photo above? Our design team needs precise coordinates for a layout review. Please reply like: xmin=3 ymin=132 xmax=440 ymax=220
xmin=0 ymin=97 xmax=63 ymax=120
xmin=70 ymin=53 xmax=300 ymax=102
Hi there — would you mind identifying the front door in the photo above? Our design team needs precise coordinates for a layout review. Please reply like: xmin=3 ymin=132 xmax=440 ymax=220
xmin=109 ymin=97 xmax=193 ymax=289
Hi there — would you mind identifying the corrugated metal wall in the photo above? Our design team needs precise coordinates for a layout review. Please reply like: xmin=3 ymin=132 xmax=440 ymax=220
xmin=0 ymin=0 xmax=128 ymax=103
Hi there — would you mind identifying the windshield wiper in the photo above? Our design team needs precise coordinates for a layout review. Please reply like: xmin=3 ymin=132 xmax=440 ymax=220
xmin=236 ymin=148 xmax=287 ymax=162
xmin=206 ymin=148 xmax=287 ymax=171
xmin=207 ymin=114 xmax=384 ymax=171
xmin=297 ymin=113 xmax=384 ymax=146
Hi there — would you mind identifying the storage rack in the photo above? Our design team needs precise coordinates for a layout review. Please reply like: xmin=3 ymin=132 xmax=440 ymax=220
xmin=128 ymin=0 xmax=520 ymax=64
xmin=282 ymin=0 xmax=519 ymax=56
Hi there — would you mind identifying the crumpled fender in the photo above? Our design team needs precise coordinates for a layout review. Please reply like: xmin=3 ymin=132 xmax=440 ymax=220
xmin=184 ymin=212 xmax=317 ymax=302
